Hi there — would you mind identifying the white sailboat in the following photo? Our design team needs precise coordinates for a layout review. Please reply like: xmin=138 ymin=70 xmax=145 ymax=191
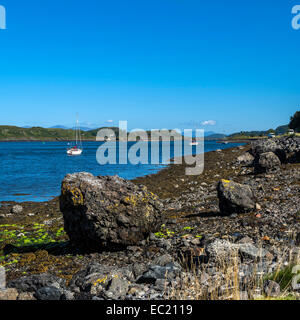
xmin=67 ymin=118 xmax=83 ymax=156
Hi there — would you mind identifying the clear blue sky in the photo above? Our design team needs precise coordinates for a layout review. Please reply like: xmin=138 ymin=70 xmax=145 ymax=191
xmin=0 ymin=0 xmax=299 ymax=134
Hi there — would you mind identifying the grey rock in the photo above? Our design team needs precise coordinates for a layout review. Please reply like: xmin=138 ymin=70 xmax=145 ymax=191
xmin=10 ymin=205 xmax=23 ymax=214
xmin=8 ymin=274 xmax=65 ymax=293
xmin=263 ymin=280 xmax=280 ymax=297
xmin=217 ymin=180 xmax=256 ymax=215
xmin=254 ymin=152 xmax=281 ymax=174
xmin=250 ymin=139 xmax=286 ymax=163
xmin=239 ymin=244 xmax=269 ymax=261
xmin=200 ymin=272 xmax=210 ymax=285
xmin=239 ymin=291 xmax=249 ymax=300
xmin=206 ymin=239 xmax=239 ymax=263
xmin=17 ymin=292 xmax=36 ymax=300
xmin=60 ymin=173 xmax=164 ymax=248
xmin=34 ymin=286 xmax=62 ymax=300
xmin=153 ymin=254 xmax=173 ymax=267
xmin=137 ymin=263 xmax=181 ymax=284
xmin=237 ymin=236 xmax=254 ymax=245
xmin=132 ymin=263 xmax=148 ymax=279
xmin=154 ymin=279 xmax=169 ymax=291
xmin=236 ymin=153 xmax=254 ymax=166
xmin=61 ymin=290 xmax=75 ymax=300
xmin=102 ymin=277 xmax=129 ymax=300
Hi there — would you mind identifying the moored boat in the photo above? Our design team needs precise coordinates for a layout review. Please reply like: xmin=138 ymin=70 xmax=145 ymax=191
xmin=67 ymin=117 xmax=83 ymax=156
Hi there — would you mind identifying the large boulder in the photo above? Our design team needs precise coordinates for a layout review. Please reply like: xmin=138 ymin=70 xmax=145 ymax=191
xmin=253 ymin=152 xmax=281 ymax=174
xmin=250 ymin=137 xmax=300 ymax=163
xmin=60 ymin=172 xmax=163 ymax=249
xmin=250 ymin=139 xmax=286 ymax=162
xmin=217 ymin=179 xmax=255 ymax=215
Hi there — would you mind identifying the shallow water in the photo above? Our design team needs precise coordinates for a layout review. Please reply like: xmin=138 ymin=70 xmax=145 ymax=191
xmin=0 ymin=140 xmax=243 ymax=202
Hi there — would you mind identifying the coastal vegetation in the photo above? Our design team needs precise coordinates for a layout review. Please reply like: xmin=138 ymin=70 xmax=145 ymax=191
xmin=289 ymin=111 xmax=300 ymax=133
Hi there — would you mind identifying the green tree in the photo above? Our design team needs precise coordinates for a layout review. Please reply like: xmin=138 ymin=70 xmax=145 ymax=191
xmin=289 ymin=111 xmax=300 ymax=132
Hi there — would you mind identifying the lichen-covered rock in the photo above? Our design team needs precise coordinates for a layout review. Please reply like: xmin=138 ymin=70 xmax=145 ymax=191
xmin=217 ymin=179 xmax=255 ymax=215
xmin=254 ymin=152 xmax=281 ymax=174
xmin=60 ymin=172 xmax=164 ymax=249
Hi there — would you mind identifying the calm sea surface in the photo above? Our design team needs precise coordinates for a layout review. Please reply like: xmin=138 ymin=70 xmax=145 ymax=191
xmin=0 ymin=141 xmax=243 ymax=202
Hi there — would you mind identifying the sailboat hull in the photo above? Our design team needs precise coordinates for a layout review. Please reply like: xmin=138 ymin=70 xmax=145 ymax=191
xmin=67 ymin=149 xmax=83 ymax=156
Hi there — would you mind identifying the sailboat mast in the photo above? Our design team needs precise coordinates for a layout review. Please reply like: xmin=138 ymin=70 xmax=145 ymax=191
xmin=75 ymin=119 xmax=79 ymax=145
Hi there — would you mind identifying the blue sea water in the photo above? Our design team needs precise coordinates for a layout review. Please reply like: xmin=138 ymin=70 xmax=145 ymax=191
xmin=0 ymin=141 xmax=243 ymax=202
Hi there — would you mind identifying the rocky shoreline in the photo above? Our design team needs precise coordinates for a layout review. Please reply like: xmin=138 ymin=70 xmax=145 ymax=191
xmin=0 ymin=137 xmax=300 ymax=300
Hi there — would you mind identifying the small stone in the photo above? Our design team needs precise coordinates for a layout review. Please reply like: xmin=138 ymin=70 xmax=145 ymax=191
xmin=17 ymin=292 xmax=36 ymax=300
xmin=103 ymin=277 xmax=129 ymax=300
xmin=34 ymin=286 xmax=62 ymax=300
xmin=255 ymin=203 xmax=262 ymax=211
xmin=10 ymin=205 xmax=23 ymax=214
xmin=237 ymin=237 xmax=254 ymax=244
xmin=239 ymin=244 xmax=269 ymax=261
xmin=0 ymin=288 xmax=19 ymax=300
xmin=236 ymin=153 xmax=254 ymax=166
xmin=190 ymin=238 xmax=201 ymax=246
xmin=239 ymin=291 xmax=249 ymax=300
xmin=153 ymin=254 xmax=173 ymax=267
xmin=200 ymin=272 xmax=210 ymax=285
xmin=155 ymin=279 xmax=168 ymax=291
xmin=263 ymin=280 xmax=280 ymax=297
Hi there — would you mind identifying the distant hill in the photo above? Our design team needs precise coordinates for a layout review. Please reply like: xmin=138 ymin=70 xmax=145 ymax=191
xmin=49 ymin=125 xmax=95 ymax=131
xmin=0 ymin=125 xmax=96 ymax=141
xmin=0 ymin=126 xmax=185 ymax=141
xmin=205 ymin=133 xmax=227 ymax=140
xmin=48 ymin=125 xmax=69 ymax=130
xmin=0 ymin=124 xmax=292 ymax=141
xmin=275 ymin=125 xmax=289 ymax=135
xmin=228 ymin=124 xmax=290 ymax=139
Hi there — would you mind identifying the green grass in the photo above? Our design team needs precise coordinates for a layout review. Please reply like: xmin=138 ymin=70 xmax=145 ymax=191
xmin=264 ymin=264 xmax=300 ymax=291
